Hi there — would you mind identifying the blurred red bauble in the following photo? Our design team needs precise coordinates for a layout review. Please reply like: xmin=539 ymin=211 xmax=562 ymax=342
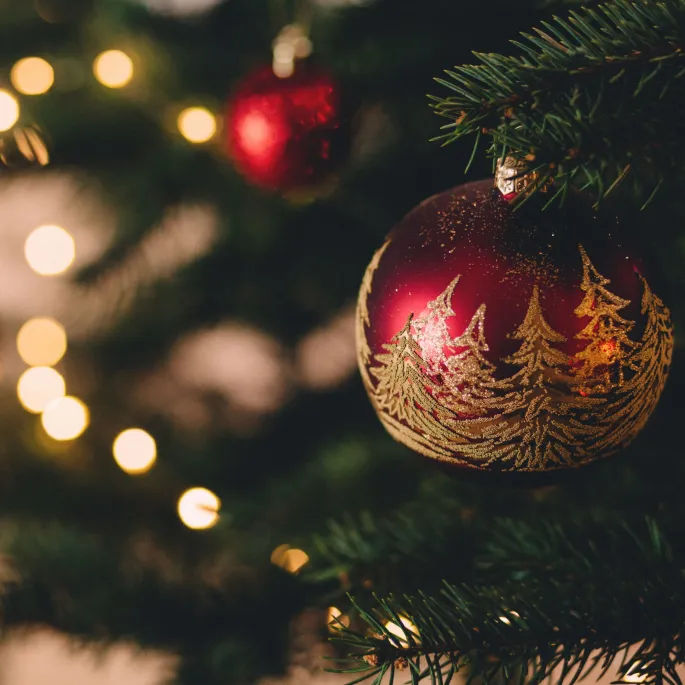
xmin=356 ymin=179 xmax=673 ymax=475
xmin=226 ymin=64 xmax=346 ymax=193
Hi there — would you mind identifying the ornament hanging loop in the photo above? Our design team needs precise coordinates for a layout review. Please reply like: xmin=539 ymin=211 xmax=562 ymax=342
xmin=495 ymin=156 xmax=550 ymax=199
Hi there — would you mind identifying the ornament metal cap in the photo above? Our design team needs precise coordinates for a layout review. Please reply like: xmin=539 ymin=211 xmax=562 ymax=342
xmin=495 ymin=156 xmax=547 ymax=197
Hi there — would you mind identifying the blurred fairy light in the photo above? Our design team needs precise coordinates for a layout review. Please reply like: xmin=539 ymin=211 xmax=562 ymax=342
xmin=93 ymin=50 xmax=134 ymax=89
xmin=17 ymin=317 xmax=67 ymax=366
xmin=24 ymin=225 xmax=75 ymax=276
xmin=112 ymin=428 xmax=157 ymax=474
xmin=41 ymin=396 xmax=89 ymax=441
xmin=327 ymin=606 xmax=350 ymax=632
xmin=0 ymin=90 xmax=20 ymax=132
xmin=498 ymin=610 xmax=520 ymax=626
xmin=177 ymin=107 xmax=217 ymax=143
xmin=11 ymin=57 xmax=55 ymax=95
xmin=272 ymin=24 xmax=312 ymax=79
xmin=13 ymin=126 xmax=50 ymax=166
xmin=296 ymin=307 xmax=356 ymax=390
xmin=177 ymin=487 xmax=221 ymax=529
xmin=17 ymin=366 xmax=65 ymax=413
xmin=384 ymin=616 xmax=420 ymax=648
xmin=270 ymin=545 xmax=309 ymax=574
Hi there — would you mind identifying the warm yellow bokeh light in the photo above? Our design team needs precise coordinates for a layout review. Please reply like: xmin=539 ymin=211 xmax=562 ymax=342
xmin=270 ymin=544 xmax=291 ymax=566
xmin=177 ymin=107 xmax=217 ymax=143
xmin=93 ymin=50 xmax=134 ymax=88
xmin=384 ymin=616 xmax=420 ymax=648
xmin=11 ymin=57 xmax=55 ymax=95
xmin=17 ymin=366 xmax=65 ymax=414
xmin=283 ymin=548 xmax=309 ymax=574
xmin=41 ymin=396 xmax=89 ymax=441
xmin=25 ymin=225 xmax=75 ymax=276
xmin=17 ymin=317 xmax=67 ymax=366
xmin=113 ymin=428 xmax=157 ymax=475
xmin=0 ymin=90 xmax=20 ymax=132
xmin=177 ymin=487 xmax=220 ymax=530
xmin=327 ymin=606 xmax=351 ymax=632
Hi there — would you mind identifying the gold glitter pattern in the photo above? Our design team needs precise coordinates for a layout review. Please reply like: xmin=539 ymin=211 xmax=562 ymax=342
xmin=357 ymin=244 xmax=673 ymax=472
xmin=356 ymin=239 xmax=390 ymax=393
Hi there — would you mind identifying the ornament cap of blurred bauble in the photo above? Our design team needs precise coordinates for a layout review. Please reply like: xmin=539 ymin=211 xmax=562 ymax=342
xmin=356 ymin=178 xmax=673 ymax=474
xmin=226 ymin=61 xmax=346 ymax=194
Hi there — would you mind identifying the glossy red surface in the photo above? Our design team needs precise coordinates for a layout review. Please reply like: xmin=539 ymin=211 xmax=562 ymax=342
xmin=226 ymin=64 xmax=344 ymax=192
xmin=365 ymin=180 xmax=644 ymax=370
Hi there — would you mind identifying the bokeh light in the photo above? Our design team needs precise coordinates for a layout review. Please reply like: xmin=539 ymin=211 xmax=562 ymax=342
xmin=112 ymin=428 xmax=157 ymax=474
xmin=270 ymin=544 xmax=309 ymax=573
xmin=17 ymin=317 xmax=67 ymax=366
xmin=283 ymin=548 xmax=309 ymax=573
xmin=327 ymin=606 xmax=351 ymax=632
xmin=384 ymin=616 xmax=420 ymax=648
xmin=93 ymin=50 xmax=134 ymax=88
xmin=24 ymin=224 xmax=75 ymax=276
xmin=11 ymin=57 xmax=55 ymax=95
xmin=177 ymin=487 xmax=220 ymax=529
xmin=177 ymin=107 xmax=217 ymax=143
xmin=17 ymin=366 xmax=65 ymax=413
xmin=0 ymin=90 xmax=20 ymax=132
xmin=41 ymin=396 xmax=89 ymax=441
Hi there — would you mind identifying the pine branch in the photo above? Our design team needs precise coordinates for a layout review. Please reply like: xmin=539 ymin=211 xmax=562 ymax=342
xmin=431 ymin=0 xmax=685 ymax=205
xmin=328 ymin=517 xmax=685 ymax=685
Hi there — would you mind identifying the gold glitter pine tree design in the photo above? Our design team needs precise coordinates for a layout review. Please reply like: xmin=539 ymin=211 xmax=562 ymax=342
xmin=591 ymin=274 xmax=673 ymax=454
xmin=412 ymin=276 xmax=497 ymax=415
xmin=370 ymin=314 xmax=460 ymax=459
xmin=475 ymin=287 xmax=596 ymax=470
xmin=572 ymin=246 xmax=637 ymax=392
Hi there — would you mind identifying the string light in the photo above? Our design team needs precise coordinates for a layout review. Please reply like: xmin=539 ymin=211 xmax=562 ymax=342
xmin=17 ymin=317 xmax=67 ymax=366
xmin=0 ymin=90 xmax=20 ymax=132
xmin=498 ymin=610 xmax=520 ymax=626
xmin=284 ymin=548 xmax=309 ymax=573
xmin=270 ymin=544 xmax=309 ymax=573
xmin=93 ymin=50 xmax=134 ymax=89
xmin=17 ymin=366 xmax=65 ymax=413
xmin=327 ymin=606 xmax=350 ymax=632
xmin=177 ymin=487 xmax=220 ymax=529
xmin=177 ymin=107 xmax=217 ymax=143
xmin=112 ymin=428 xmax=157 ymax=474
xmin=384 ymin=616 xmax=420 ymax=648
xmin=11 ymin=57 xmax=55 ymax=95
xmin=24 ymin=225 xmax=75 ymax=276
xmin=41 ymin=396 xmax=89 ymax=441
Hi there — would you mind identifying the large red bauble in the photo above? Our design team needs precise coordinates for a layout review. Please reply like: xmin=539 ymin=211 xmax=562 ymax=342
xmin=356 ymin=179 xmax=673 ymax=474
xmin=226 ymin=64 xmax=345 ymax=193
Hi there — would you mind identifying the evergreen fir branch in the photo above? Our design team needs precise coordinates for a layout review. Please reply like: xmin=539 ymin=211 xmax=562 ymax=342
xmin=431 ymin=0 xmax=685 ymax=205
xmin=328 ymin=517 xmax=685 ymax=685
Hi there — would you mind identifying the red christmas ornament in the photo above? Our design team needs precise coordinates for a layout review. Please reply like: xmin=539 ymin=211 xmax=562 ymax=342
xmin=356 ymin=178 xmax=673 ymax=474
xmin=226 ymin=64 xmax=345 ymax=192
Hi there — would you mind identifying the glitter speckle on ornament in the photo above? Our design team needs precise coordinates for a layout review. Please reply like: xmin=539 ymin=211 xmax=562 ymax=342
xmin=356 ymin=179 xmax=673 ymax=474
xmin=226 ymin=64 xmax=346 ymax=193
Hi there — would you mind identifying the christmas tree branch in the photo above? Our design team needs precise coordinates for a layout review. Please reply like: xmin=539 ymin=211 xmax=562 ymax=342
xmin=327 ymin=517 xmax=685 ymax=685
xmin=431 ymin=0 xmax=685 ymax=205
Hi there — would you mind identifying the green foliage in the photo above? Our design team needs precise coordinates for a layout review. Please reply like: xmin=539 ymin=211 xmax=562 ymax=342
xmin=326 ymin=516 xmax=685 ymax=685
xmin=431 ymin=0 xmax=685 ymax=206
